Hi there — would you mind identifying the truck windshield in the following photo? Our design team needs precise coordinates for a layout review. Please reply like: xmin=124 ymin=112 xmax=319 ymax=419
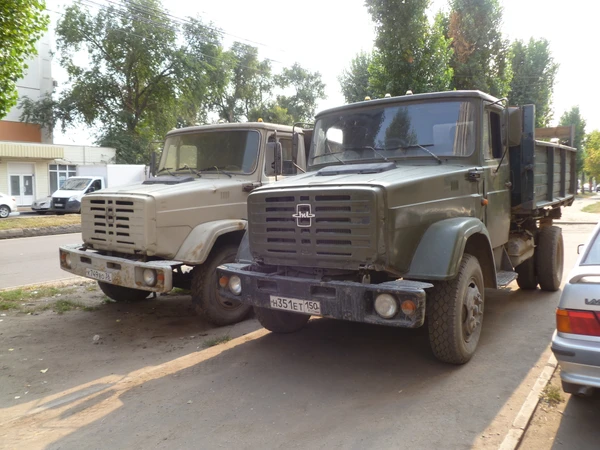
xmin=62 ymin=178 xmax=91 ymax=190
xmin=309 ymin=100 xmax=476 ymax=168
xmin=158 ymin=130 xmax=260 ymax=175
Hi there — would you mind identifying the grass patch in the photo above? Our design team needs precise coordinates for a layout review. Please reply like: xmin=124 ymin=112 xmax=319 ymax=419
xmin=168 ymin=287 xmax=191 ymax=296
xmin=582 ymin=201 xmax=600 ymax=213
xmin=0 ymin=286 xmax=76 ymax=311
xmin=540 ymin=384 xmax=563 ymax=406
xmin=203 ymin=336 xmax=231 ymax=348
xmin=0 ymin=215 xmax=80 ymax=231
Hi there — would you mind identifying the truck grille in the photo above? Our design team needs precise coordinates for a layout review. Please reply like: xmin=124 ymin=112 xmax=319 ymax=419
xmin=81 ymin=196 xmax=148 ymax=254
xmin=52 ymin=198 xmax=70 ymax=210
xmin=248 ymin=188 xmax=378 ymax=269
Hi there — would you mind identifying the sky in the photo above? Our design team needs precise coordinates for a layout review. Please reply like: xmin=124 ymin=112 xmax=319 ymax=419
xmin=45 ymin=0 xmax=600 ymax=145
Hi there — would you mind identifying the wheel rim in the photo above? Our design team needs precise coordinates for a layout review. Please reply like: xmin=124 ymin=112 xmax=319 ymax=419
xmin=215 ymin=290 xmax=243 ymax=310
xmin=0 ymin=206 xmax=9 ymax=218
xmin=462 ymin=278 xmax=483 ymax=343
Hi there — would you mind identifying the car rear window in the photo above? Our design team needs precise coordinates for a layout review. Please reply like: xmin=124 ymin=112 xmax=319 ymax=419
xmin=583 ymin=229 xmax=600 ymax=265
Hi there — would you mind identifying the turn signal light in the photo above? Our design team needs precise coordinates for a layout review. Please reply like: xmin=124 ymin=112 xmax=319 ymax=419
xmin=219 ymin=276 xmax=229 ymax=288
xmin=556 ymin=308 xmax=600 ymax=337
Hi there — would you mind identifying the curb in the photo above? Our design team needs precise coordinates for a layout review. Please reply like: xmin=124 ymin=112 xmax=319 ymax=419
xmin=498 ymin=354 xmax=558 ymax=450
xmin=555 ymin=221 xmax=597 ymax=225
xmin=0 ymin=224 xmax=81 ymax=240
xmin=0 ymin=277 xmax=89 ymax=292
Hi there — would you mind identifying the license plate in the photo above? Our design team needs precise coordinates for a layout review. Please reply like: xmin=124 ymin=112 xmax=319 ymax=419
xmin=55 ymin=203 xmax=63 ymax=207
xmin=269 ymin=295 xmax=321 ymax=315
xmin=86 ymin=268 xmax=113 ymax=283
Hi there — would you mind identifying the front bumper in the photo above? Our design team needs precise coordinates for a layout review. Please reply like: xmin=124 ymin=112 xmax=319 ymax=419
xmin=51 ymin=199 xmax=81 ymax=213
xmin=551 ymin=330 xmax=600 ymax=389
xmin=59 ymin=243 xmax=179 ymax=292
xmin=217 ymin=263 xmax=432 ymax=328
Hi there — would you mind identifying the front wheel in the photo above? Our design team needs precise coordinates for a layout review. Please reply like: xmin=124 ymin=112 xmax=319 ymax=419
xmin=427 ymin=254 xmax=485 ymax=364
xmin=191 ymin=244 xmax=251 ymax=326
xmin=255 ymin=307 xmax=310 ymax=333
xmin=98 ymin=282 xmax=150 ymax=302
xmin=0 ymin=205 xmax=10 ymax=218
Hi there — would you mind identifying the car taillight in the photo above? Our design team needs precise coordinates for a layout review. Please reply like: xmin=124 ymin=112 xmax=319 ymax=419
xmin=556 ymin=308 xmax=600 ymax=336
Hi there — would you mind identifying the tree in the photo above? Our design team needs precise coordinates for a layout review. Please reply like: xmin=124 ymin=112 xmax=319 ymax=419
xmin=559 ymin=106 xmax=587 ymax=176
xmin=212 ymin=42 xmax=273 ymax=123
xmin=364 ymin=0 xmax=453 ymax=96
xmin=448 ymin=0 xmax=512 ymax=98
xmin=0 ymin=1 xmax=49 ymax=119
xmin=339 ymin=51 xmax=373 ymax=103
xmin=508 ymin=38 xmax=558 ymax=128
xmin=584 ymin=131 xmax=600 ymax=181
xmin=20 ymin=0 xmax=217 ymax=163
xmin=275 ymin=64 xmax=326 ymax=123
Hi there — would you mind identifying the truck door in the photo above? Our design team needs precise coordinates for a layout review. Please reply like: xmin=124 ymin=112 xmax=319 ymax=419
xmin=263 ymin=132 xmax=302 ymax=184
xmin=483 ymin=108 xmax=511 ymax=248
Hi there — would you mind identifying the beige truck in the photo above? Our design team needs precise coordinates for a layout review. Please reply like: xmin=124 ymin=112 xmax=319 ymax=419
xmin=59 ymin=122 xmax=310 ymax=325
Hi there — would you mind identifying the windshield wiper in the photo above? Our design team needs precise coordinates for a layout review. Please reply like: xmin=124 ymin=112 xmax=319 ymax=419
xmin=176 ymin=164 xmax=202 ymax=177
xmin=401 ymin=144 xmax=442 ymax=164
xmin=342 ymin=146 xmax=389 ymax=162
xmin=310 ymin=150 xmax=347 ymax=165
xmin=197 ymin=166 xmax=233 ymax=178
xmin=156 ymin=167 xmax=175 ymax=176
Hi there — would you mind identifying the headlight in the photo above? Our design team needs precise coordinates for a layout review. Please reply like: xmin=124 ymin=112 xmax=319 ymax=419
xmin=68 ymin=196 xmax=77 ymax=202
xmin=143 ymin=269 xmax=157 ymax=287
xmin=228 ymin=276 xmax=242 ymax=295
xmin=374 ymin=294 xmax=398 ymax=319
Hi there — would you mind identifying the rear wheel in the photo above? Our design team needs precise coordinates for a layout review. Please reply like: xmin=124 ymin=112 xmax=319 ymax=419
xmin=515 ymin=256 xmax=538 ymax=290
xmin=98 ymin=282 xmax=150 ymax=302
xmin=255 ymin=307 xmax=310 ymax=333
xmin=536 ymin=226 xmax=564 ymax=292
xmin=191 ymin=244 xmax=251 ymax=326
xmin=427 ymin=254 xmax=484 ymax=364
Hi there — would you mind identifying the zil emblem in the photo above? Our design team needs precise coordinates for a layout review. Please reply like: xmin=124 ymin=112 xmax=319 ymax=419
xmin=292 ymin=204 xmax=315 ymax=228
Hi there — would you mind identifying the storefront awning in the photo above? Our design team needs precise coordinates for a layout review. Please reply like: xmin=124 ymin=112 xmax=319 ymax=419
xmin=0 ymin=142 xmax=64 ymax=159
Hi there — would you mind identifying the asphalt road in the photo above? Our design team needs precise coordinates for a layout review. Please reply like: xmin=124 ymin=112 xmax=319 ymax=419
xmin=0 ymin=224 xmax=594 ymax=449
xmin=0 ymin=233 xmax=83 ymax=289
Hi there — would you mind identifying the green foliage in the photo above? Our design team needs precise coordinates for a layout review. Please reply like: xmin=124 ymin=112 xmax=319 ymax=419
xmin=364 ymin=0 xmax=453 ymax=97
xmin=559 ymin=106 xmax=587 ymax=173
xmin=508 ymin=39 xmax=558 ymax=128
xmin=20 ymin=0 xmax=326 ymax=155
xmin=448 ymin=0 xmax=512 ymax=98
xmin=584 ymin=130 xmax=600 ymax=180
xmin=0 ymin=1 xmax=49 ymax=119
xmin=339 ymin=52 xmax=373 ymax=103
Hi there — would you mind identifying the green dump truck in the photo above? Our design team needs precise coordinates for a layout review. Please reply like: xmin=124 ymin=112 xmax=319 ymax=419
xmin=217 ymin=90 xmax=576 ymax=364
xmin=59 ymin=122 xmax=310 ymax=325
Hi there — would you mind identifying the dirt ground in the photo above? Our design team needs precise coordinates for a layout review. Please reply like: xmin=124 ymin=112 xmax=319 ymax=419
xmin=0 ymin=282 xmax=261 ymax=416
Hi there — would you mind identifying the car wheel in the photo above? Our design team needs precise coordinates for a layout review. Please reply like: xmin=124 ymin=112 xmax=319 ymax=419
xmin=515 ymin=256 xmax=538 ymax=290
xmin=0 ymin=205 xmax=10 ymax=218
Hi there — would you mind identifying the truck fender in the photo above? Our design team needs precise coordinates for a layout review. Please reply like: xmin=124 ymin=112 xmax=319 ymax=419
xmin=405 ymin=217 xmax=496 ymax=287
xmin=174 ymin=219 xmax=247 ymax=264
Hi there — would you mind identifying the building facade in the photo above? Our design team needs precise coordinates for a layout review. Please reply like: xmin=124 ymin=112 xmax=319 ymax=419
xmin=0 ymin=32 xmax=117 ymax=206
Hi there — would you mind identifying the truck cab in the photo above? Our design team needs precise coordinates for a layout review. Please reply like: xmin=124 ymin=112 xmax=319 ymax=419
xmin=59 ymin=122 xmax=310 ymax=325
xmin=217 ymin=91 xmax=576 ymax=364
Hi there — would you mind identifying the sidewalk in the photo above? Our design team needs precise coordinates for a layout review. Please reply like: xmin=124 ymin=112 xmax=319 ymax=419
xmin=558 ymin=194 xmax=600 ymax=224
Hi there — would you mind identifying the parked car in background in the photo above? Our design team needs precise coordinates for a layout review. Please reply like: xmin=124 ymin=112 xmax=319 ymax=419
xmin=31 ymin=196 xmax=52 ymax=214
xmin=0 ymin=192 xmax=18 ymax=218
xmin=552 ymin=221 xmax=600 ymax=396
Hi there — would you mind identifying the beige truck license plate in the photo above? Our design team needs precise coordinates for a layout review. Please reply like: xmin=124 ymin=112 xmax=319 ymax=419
xmin=269 ymin=295 xmax=321 ymax=315
xmin=86 ymin=268 xmax=113 ymax=283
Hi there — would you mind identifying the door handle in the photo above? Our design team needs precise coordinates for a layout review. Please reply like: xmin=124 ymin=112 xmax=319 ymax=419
xmin=467 ymin=168 xmax=484 ymax=182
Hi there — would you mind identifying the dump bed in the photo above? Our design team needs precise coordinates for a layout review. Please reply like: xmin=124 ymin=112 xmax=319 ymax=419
xmin=509 ymin=104 xmax=576 ymax=216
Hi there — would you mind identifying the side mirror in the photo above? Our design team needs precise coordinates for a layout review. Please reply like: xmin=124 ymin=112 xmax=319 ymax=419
xmin=266 ymin=142 xmax=283 ymax=177
xmin=87 ymin=187 xmax=95 ymax=193
xmin=507 ymin=107 xmax=522 ymax=147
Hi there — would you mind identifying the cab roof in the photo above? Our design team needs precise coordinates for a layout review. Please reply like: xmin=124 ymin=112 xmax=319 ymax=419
xmin=316 ymin=90 xmax=500 ymax=119
xmin=166 ymin=121 xmax=299 ymax=137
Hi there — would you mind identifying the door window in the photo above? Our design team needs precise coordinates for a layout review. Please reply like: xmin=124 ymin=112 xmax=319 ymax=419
xmin=10 ymin=176 xmax=20 ymax=196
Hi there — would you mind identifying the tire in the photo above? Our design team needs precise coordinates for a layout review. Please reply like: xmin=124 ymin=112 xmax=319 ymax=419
xmin=515 ymin=256 xmax=538 ymax=290
xmin=254 ymin=307 xmax=310 ymax=333
xmin=536 ymin=226 xmax=564 ymax=292
xmin=427 ymin=254 xmax=485 ymax=364
xmin=98 ymin=281 xmax=150 ymax=302
xmin=0 ymin=205 xmax=10 ymax=218
xmin=191 ymin=244 xmax=251 ymax=326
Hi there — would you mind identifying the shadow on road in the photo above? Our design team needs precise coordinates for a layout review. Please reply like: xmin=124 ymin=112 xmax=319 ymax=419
xmin=551 ymin=391 xmax=600 ymax=449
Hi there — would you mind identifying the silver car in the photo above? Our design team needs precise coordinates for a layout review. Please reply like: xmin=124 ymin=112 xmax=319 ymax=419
xmin=552 ymin=221 xmax=600 ymax=396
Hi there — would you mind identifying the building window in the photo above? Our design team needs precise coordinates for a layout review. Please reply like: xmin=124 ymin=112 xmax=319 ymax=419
xmin=49 ymin=164 xmax=77 ymax=193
